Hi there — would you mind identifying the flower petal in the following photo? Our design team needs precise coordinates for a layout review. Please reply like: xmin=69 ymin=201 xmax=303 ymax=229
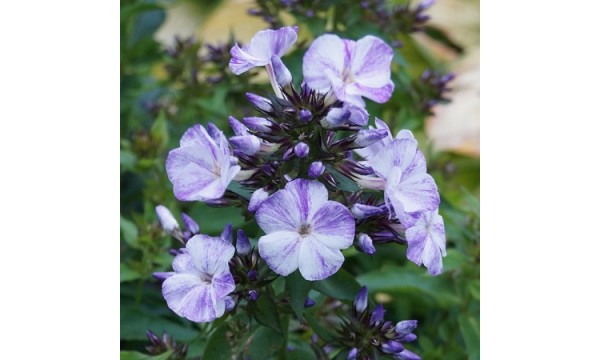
xmin=303 ymin=34 xmax=347 ymax=91
xmin=298 ymin=235 xmax=345 ymax=281
xmin=172 ymin=252 xmax=196 ymax=273
xmin=211 ymin=270 xmax=236 ymax=299
xmin=346 ymin=81 xmax=394 ymax=104
xmin=387 ymin=170 xmax=440 ymax=214
xmin=229 ymin=27 xmax=298 ymax=75
xmin=284 ymin=179 xmax=329 ymax=223
xmin=311 ymin=201 xmax=355 ymax=249
xmin=256 ymin=188 xmax=302 ymax=233
xmin=370 ymin=138 xmax=421 ymax=179
xmin=258 ymin=231 xmax=302 ymax=276
xmin=351 ymin=35 xmax=394 ymax=88
xmin=186 ymin=235 xmax=235 ymax=275
xmin=162 ymin=274 xmax=223 ymax=322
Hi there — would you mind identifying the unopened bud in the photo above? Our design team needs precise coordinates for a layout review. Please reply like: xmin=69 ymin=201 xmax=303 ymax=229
xmin=308 ymin=161 xmax=325 ymax=178
xmin=354 ymin=128 xmax=388 ymax=148
xmin=230 ymin=135 xmax=261 ymax=155
xmin=248 ymin=188 xmax=269 ymax=212
xmin=181 ymin=213 xmax=199 ymax=235
xmin=347 ymin=348 xmax=358 ymax=360
xmin=294 ymin=142 xmax=309 ymax=158
xmin=220 ymin=224 xmax=233 ymax=243
xmin=351 ymin=204 xmax=386 ymax=219
xmin=246 ymin=93 xmax=273 ymax=113
xmin=304 ymin=298 xmax=316 ymax=308
xmin=248 ymin=290 xmax=259 ymax=301
xmin=381 ymin=340 xmax=404 ymax=354
xmin=224 ymin=296 xmax=236 ymax=311
xmin=354 ymin=286 xmax=368 ymax=313
xmin=236 ymin=229 xmax=252 ymax=255
xmin=357 ymin=233 xmax=376 ymax=255
xmin=243 ymin=116 xmax=273 ymax=133
xmin=395 ymin=320 xmax=418 ymax=337
xmin=271 ymin=56 xmax=292 ymax=87
xmin=156 ymin=205 xmax=179 ymax=233
xmin=228 ymin=116 xmax=247 ymax=136
xmin=369 ymin=304 xmax=385 ymax=326
xmin=299 ymin=109 xmax=312 ymax=123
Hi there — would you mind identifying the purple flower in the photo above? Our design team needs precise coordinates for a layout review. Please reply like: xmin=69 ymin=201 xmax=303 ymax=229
xmin=256 ymin=179 xmax=355 ymax=280
xmin=405 ymin=209 xmax=446 ymax=275
xmin=322 ymin=104 xmax=369 ymax=128
xmin=303 ymin=34 xmax=394 ymax=107
xmin=160 ymin=235 xmax=236 ymax=322
xmin=395 ymin=349 xmax=421 ymax=360
xmin=230 ymin=27 xmax=298 ymax=86
xmin=166 ymin=124 xmax=240 ymax=202
xmin=357 ymin=133 xmax=439 ymax=224
xmin=308 ymin=161 xmax=325 ymax=179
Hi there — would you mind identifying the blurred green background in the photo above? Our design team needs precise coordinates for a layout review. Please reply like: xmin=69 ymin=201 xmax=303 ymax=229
xmin=120 ymin=0 xmax=479 ymax=358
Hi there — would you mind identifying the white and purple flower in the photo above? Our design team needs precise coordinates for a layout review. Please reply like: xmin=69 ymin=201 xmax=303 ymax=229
xmin=255 ymin=179 xmax=355 ymax=281
xmin=229 ymin=27 xmax=297 ymax=92
xmin=303 ymin=34 xmax=394 ymax=107
xmin=405 ymin=209 xmax=446 ymax=275
xmin=159 ymin=235 xmax=236 ymax=322
xmin=166 ymin=124 xmax=240 ymax=202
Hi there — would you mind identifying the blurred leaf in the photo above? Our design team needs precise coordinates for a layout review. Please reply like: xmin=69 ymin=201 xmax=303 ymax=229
xmin=121 ymin=215 xmax=139 ymax=248
xmin=120 ymin=305 xmax=196 ymax=342
xmin=202 ymin=322 xmax=233 ymax=360
xmin=120 ymin=263 xmax=141 ymax=283
xmin=423 ymin=25 xmax=464 ymax=54
xmin=327 ymin=167 xmax=359 ymax=193
xmin=150 ymin=111 xmax=169 ymax=152
xmin=443 ymin=249 xmax=469 ymax=272
xmin=248 ymin=292 xmax=282 ymax=333
xmin=468 ymin=280 xmax=480 ymax=301
xmin=313 ymin=268 xmax=361 ymax=301
xmin=227 ymin=181 xmax=254 ymax=200
xmin=458 ymin=315 xmax=480 ymax=360
xmin=121 ymin=149 xmax=137 ymax=170
xmin=286 ymin=341 xmax=317 ymax=360
xmin=286 ymin=271 xmax=312 ymax=321
xmin=245 ymin=326 xmax=284 ymax=359
xmin=120 ymin=351 xmax=173 ymax=360
xmin=305 ymin=312 xmax=336 ymax=342
xmin=357 ymin=267 xmax=460 ymax=305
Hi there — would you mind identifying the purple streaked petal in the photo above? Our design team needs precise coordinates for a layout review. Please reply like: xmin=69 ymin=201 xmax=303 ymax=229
xmin=162 ymin=274 xmax=223 ymax=322
xmin=229 ymin=44 xmax=263 ymax=74
xmin=258 ymin=231 xmax=302 ymax=276
xmin=346 ymin=81 xmax=394 ymax=104
xmin=310 ymin=201 xmax=355 ymax=249
xmin=303 ymin=34 xmax=346 ymax=91
xmin=229 ymin=27 xmax=298 ymax=75
xmin=186 ymin=235 xmax=235 ymax=275
xmin=256 ymin=188 xmax=302 ymax=233
xmin=298 ymin=235 xmax=345 ymax=281
xmin=350 ymin=35 xmax=394 ymax=88
xmin=248 ymin=187 xmax=269 ymax=213
xmin=271 ymin=55 xmax=292 ymax=87
xmin=156 ymin=205 xmax=179 ymax=233
xmin=172 ymin=252 xmax=196 ymax=273
xmin=387 ymin=170 xmax=440 ymax=214
xmin=395 ymin=349 xmax=421 ymax=360
xmin=178 ymin=125 xmax=220 ymax=165
xmin=153 ymin=272 xmax=175 ymax=281
xmin=230 ymin=135 xmax=261 ymax=155
xmin=405 ymin=210 xmax=446 ymax=275
xmin=228 ymin=116 xmax=248 ymax=136
xmin=284 ymin=179 xmax=329 ymax=223
xmin=211 ymin=270 xmax=236 ymax=299
xmin=370 ymin=138 xmax=420 ymax=179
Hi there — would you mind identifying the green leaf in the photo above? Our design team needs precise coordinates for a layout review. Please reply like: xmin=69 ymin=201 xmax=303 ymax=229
xmin=423 ymin=25 xmax=464 ymax=54
xmin=248 ymin=291 xmax=281 ymax=333
xmin=326 ymin=167 xmax=359 ymax=193
xmin=203 ymin=322 xmax=233 ymax=360
xmin=120 ymin=149 xmax=137 ymax=171
xmin=120 ymin=215 xmax=139 ymax=248
xmin=305 ymin=312 xmax=336 ymax=342
xmin=119 ymin=350 xmax=173 ymax=360
xmin=313 ymin=268 xmax=361 ymax=301
xmin=285 ymin=271 xmax=312 ymax=321
xmin=468 ymin=280 xmax=480 ymax=301
xmin=150 ymin=111 xmax=169 ymax=152
xmin=120 ymin=263 xmax=140 ymax=283
xmin=458 ymin=315 xmax=480 ymax=360
xmin=245 ymin=326 xmax=284 ymax=360
xmin=227 ymin=181 xmax=254 ymax=200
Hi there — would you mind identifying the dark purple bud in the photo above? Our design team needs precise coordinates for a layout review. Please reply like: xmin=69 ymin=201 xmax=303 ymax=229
xmin=354 ymin=286 xmax=368 ymax=313
xmin=229 ymin=116 xmax=247 ymax=136
xmin=283 ymin=147 xmax=294 ymax=160
xmin=146 ymin=330 xmax=161 ymax=346
xmin=381 ymin=340 xmax=404 ymax=354
xmin=304 ymin=297 xmax=316 ymax=308
xmin=156 ymin=205 xmax=179 ymax=233
xmin=308 ymin=161 xmax=325 ymax=179
xmin=280 ymin=0 xmax=293 ymax=6
xmin=247 ymin=269 xmax=258 ymax=281
xmin=323 ymin=345 xmax=334 ymax=354
xmin=415 ymin=14 xmax=430 ymax=22
xmin=294 ymin=142 xmax=309 ymax=158
xmin=440 ymin=72 xmax=456 ymax=83
xmin=324 ymin=105 xmax=368 ymax=128
xmin=221 ymin=224 xmax=233 ymax=243
xmin=299 ymin=109 xmax=312 ymax=123
xmin=271 ymin=56 xmax=292 ymax=87
xmin=230 ymin=135 xmax=261 ymax=155
xmin=396 ymin=349 xmax=421 ymax=360
xmin=381 ymin=320 xmax=394 ymax=332
xmin=169 ymin=249 xmax=179 ymax=256
xmin=425 ymin=99 xmax=438 ymax=109
xmin=395 ymin=320 xmax=418 ymax=337
xmin=354 ymin=129 xmax=388 ymax=147
xmin=248 ymin=290 xmax=259 ymax=301
xmin=249 ymin=188 xmax=269 ymax=212
xmin=153 ymin=272 xmax=174 ymax=281
xmin=224 ymin=296 xmax=236 ymax=311
xmin=236 ymin=229 xmax=252 ymax=255
xmin=181 ymin=213 xmax=199 ymax=234
xmin=357 ymin=233 xmax=376 ymax=255
xmin=360 ymin=1 xmax=370 ymax=9
xmin=305 ymin=9 xmax=315 ymax=17
xmin=351 ymin=204 xmax=386 ymax=219
xmin=287 ymin=345 xmax=295 ymax=352
xmin=347 ymin=347 xmax=359 ymax=360
xmin=399 ymin=333 xmax=417 ymax=343
xmin=390 ymin=40 xmax=403 ymax=48
xmin=369 ymin=304 xmax=385 ymax=326
xmin=243 ymin=116 xmax=273 ymax=133
xmin=421 ymin=69 xmax=432 ymax=80
xmin=311 ymin=334 xmax=319 ymax=344
xmin=246 ymin=93 xmax=274 ymax=112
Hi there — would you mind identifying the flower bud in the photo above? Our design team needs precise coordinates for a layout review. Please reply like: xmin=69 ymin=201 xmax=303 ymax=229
xmin=381 ymin=340 xmax=404 ymax=354
xmin=181 ymin=213 xmax=199 ymax=235
xmin=271 ymin=55 xmax=292 ymax=87
xmin=249 ymin=188 xmax=269 ymax=212
xmin=354 ymin=128 xmax=388 ymax=148
xmin=353 ymin=286 xmax=368 ymax=313
xmin=369 ymin=304 xmax=385 ymax=326
xmin=156 ymin=205 xmax=179 ymax=233
xmin=347 ymin=348 xmax=358 ymax=360
xmin=308 ymin=161 xmax=325 ymax=178
xmin=357 ymin=233 xmax=376 ymax=255
xmin=351 ymin=204 xmax=386 ymax=219
xmin=399 ymin=333 xmax=417 ymax=343
xmin=248 ymin=290 xmax=259 ymax=301
xmin=236 ymin=229 xmax=252 ymax=255
xmin=395 ymin=320 xmax=418 ymax=337
xmin=220 ymin=224 xmax=233 ymax=243
xmin=323 ymin=104 xmax=368 ymax=128
xmin=246 ymin=93 xmax=273 ymax=112
xmin=294 ymin=142 xmax=309 ymax=158
xmin=224 ymin=296 xmax=236 ymax=311
xmin=228 ymin=116 xmax=248 ymax=136
xmin=304 ymin=298 xmax=316 ymax=308
xmin=230 ymin=135 xmax=261 ymax=155
xmin=299 ymin=109 xmax=312 ymax=123
xmin=396 ymin=349 xmax=421 ymax=360
xmin=243 ymin=116 xmax=273 ymax=133
xmin=247 ymin=269 xmax=258 ymax=281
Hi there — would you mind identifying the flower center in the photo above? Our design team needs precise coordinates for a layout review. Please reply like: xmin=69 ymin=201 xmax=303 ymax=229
xmin=199 ymin=272 xmax=213 ymax=285
xmin=298 ymin=223 xmax=312 ymax=237
xmin=342 ymin=67 xmax=354 ymax=85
